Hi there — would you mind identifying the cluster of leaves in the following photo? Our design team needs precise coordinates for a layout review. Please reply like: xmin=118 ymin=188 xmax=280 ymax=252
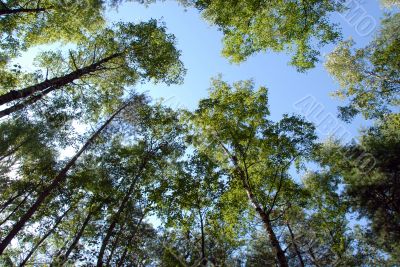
xmin=326 ymin=11 xmax=400 ymax=122
xmin=181 ymin=0 xmax=345 ymax=71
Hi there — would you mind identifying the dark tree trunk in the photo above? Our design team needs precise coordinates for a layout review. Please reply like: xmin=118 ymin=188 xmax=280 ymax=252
xmin=0 ymin=191 xmax=25 ymax=214
xmin=105 ymin=223 xmax=125 ymax=266
xmin=308 ymin=247 xmax=321 ymax=267
xmin=252 ymin=196 xmax=288 ymax=267
xmin=96 ymin=177 xmax=141 ymax=267
xmin=115 ymin=214 xmax=145 ymax=267
xmin=0 ymin=101 xmax=130 ymax=255
xmin=96 ymin=150 xmax=151 ymax=267
xmin=19 ymin=206 xmax=71 ymax=266
xmin=198 ymin=208 xmax=207 ymax=266
xmin=0 ymin=140 xmax=26 ymax=161
xmin=0 ymin=53 xmax=122 ymax=107
xmin=0 ymin=87 xmax=53 ymax=118
xmin=0 ymin=194 xmax=28 ymax=226
xmin=60 ymin=210 xmax=94 ymax=264
xmin=287 ymin=222 xmax=305 ymax=267
xmin=116 ymin=247 xmax=128 ymax=267
xmin=0 ymin=7 xmax=48 ymax=16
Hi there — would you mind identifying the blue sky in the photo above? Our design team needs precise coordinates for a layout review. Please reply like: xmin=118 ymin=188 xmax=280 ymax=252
xmin=104 ymin=0 xmax=384 ymax=143
xmin=16 ymin=1 xmax=385 ymax=142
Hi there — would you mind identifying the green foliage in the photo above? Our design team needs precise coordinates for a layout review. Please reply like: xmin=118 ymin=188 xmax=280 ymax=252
xmin=184 ymin=0 xmax=344 ymax=71
xmin=325 ymin=13 xmax=400 ymax=121
xmin=381 ymin=0 xmax=400 ymax=7
xmin=0 ymin=0 xmax=105 ymax=63
xmin=314 ymin=115 xmax=400 ymax=260
xmin=1 ymin=0 xmax=398 ymax=265
xmin=0 ymin=19 xmax=185 ymax=121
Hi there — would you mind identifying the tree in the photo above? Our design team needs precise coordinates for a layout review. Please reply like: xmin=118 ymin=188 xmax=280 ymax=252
xmin=0 ymin=0 xmax=105 ymax=64
xmin=0 ymin=95 xmax=145 ymax=255
xmin=187 ymin=78 xmax=317 ymax=266
xmin=381 ymin=0 xmax=400 ymax=7
xmin=0 ymin=20 xmax=185 ymax=118
xmin=157 ymin=153 xmax=242 ymax=266
xmin=181 ymin=0 xmax=344 ymax=71
xmin=314 ymin=114 xmax=400 ymax=260
xmin=325 ymin=12 xmax=400 ymax=121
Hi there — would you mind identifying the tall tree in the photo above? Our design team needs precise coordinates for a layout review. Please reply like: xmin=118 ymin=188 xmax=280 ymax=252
xmin=187 ymin=78 xmax=317 ymax=266
xmin=0 ymin=20 xmax=185 ymax=118
xmin=0 ymin=96 xmax=145 ymax=255
xmin=314 ymin=114 xmax=400 ymax=261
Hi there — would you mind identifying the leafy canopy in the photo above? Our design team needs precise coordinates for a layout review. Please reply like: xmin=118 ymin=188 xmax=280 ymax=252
xmin=182 ymin=0 xmax=344 ymax=71
xmin=325 ymin=13 xmax=400 ymax=121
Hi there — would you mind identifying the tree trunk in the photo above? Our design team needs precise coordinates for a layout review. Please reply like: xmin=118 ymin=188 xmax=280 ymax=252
xmin=308 ymin=247 xmax=321 ymax=267
xmin=0 ymin=7 xmax=48 ymax=16
xmin=0 ymin=194 xmax=28 ymax=226
xmin=19 ymin=206 xmax=71 ymax=266
xmin=105 ymin=223 xmax=125 ymax=266
xmin=0 ymin=53 xmax=122 ymax=106
xmin=287 ymin=222 xmax=305 ymax=267
xmin=252 ymin=197 xmax=288 ymax=267
xmin=198 ymin=208 xmax=207 ymax=266
xmin=116 ymin=246 xmax=128 ymax=267
xmin=0 ymin=191 xmax=25 ymax=214
xmin=60 ymin=210 xmax=94 ymax=264
xmin=231 ymin=156 xmax=289 ymax=267
xmin=0 ymin=101 xmax=130 ymax=255
xmin=115 ymin=213 xmax=145 ymax=267
xmin=0 ymin=141 xmax=26 ymax=161
xmin=96 ymin=176 xmax=141 ymax=267
xmin=0 ymin=87 xmax=53 ymax=118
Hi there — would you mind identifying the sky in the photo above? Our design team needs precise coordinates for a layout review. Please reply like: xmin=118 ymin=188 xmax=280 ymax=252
xmin=15 ymin=0 xmax=385 ymax=143
xmin=102 ymin=0 xmax=385 ymax=143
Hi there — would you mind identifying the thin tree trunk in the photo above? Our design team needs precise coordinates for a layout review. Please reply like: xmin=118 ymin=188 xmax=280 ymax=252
xmin=308 ymin=247 xmax=320 ymax=267
xmin=0 ymin=141 xmax=26 ymax=161
xmin=0 ymin=194 xmax=28 ymax=226
xmin=59 ymin=210 xmax=94 ymax=264
xmin=198 ymin=208 xmax=207 ymax=266
xmin=0 ymin=53 xmax=122 ymax=106
xmin=287 ymin=222 xmax=305 ymax=267
xmin=115 ymin=213 xmax=145 ymax=267
xmin=96 ymin=151 xmax=151 ymax=267
xmin=0 ymin=191 xmax=25 ymax=214
xmin=0 ymin=101 xmax=130 ymax=255
xmin=0 ymin=87 xmax=53 ymax=118
xmin=116 ymin=245 xmax=129 ymax=267
xmin=96 ymin=177 xmax=141 ymax=267
xmin=19 ymin=206 xmax=72 ymax=266
xmin=105 ymin=223 xmax=126 ymax=266
xmin=231 ymin=156 xmax=289 ymax=267
xmin=0 ymin=7 xmax=48 ymax=16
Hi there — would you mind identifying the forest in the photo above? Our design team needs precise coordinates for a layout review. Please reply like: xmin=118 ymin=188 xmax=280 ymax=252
xmin=0 ymin=0 xmax=399 ymax=266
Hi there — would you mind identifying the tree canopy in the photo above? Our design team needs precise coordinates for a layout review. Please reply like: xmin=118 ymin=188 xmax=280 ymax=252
xmin=182 ymin=0 xmax=344 ymax=71
xmin=0 ymin=0 xmax=399 ymax=266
